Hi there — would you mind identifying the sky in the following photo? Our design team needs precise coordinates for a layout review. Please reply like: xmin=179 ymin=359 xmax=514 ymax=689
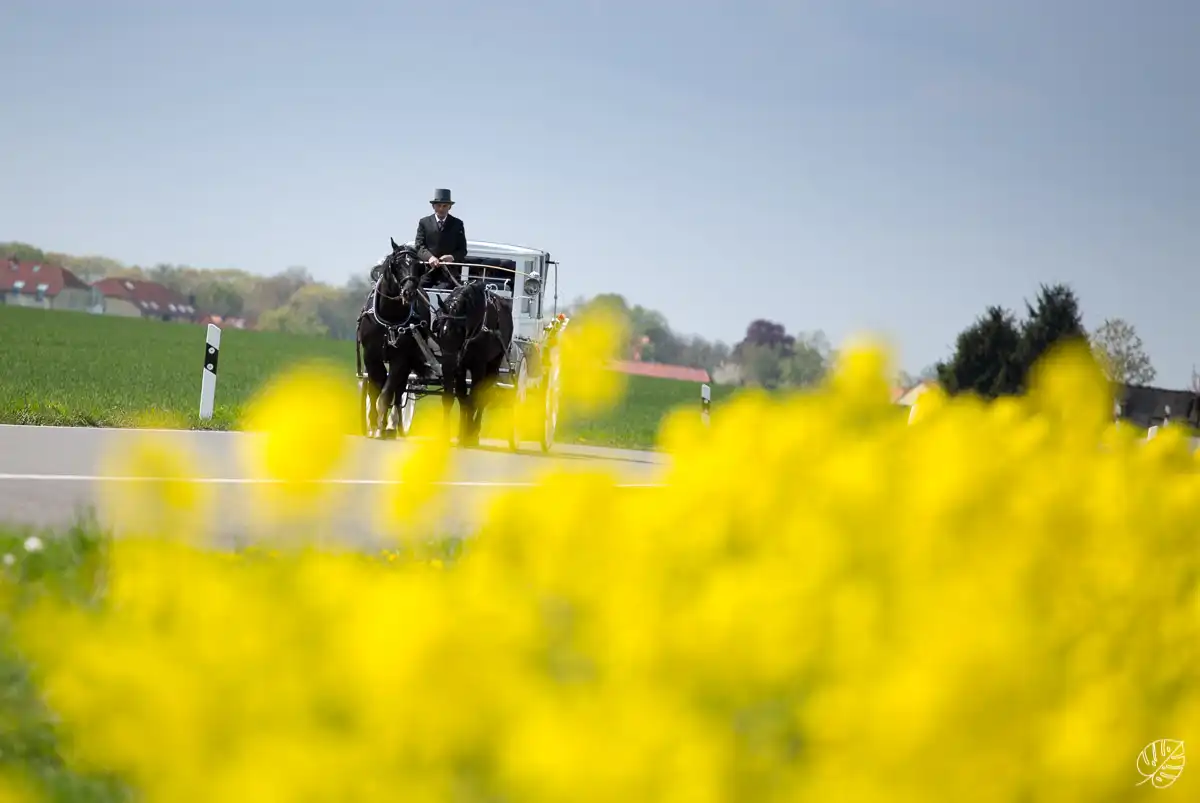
xmin=2 ymin=0 xmax=1198 ymax=384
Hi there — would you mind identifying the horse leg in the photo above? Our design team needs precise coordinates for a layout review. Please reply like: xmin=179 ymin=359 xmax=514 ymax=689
xmin=471 ymin=354 xmax=503 ymax=442
xmin=464 ymin=360 xmax=484 ymax=443
xmin=440 ymin=356 xmax=459 ymax=440
xmin=457 ymin=364 xmax=477 ymax=447
xmin=378 ymin=349 xmax=406 ymax=438
xmin=363 ymin=337 xmax=388 ymax=438
xmin=388 ymin=352 xmax=413 ymax=437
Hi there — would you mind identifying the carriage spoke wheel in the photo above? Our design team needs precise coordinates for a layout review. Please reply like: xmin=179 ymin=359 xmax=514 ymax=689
xmin=541 ymin=352 xmax=560 ymax=453
xmin=398 ymin=373 xmax=417 ymax=437
xmin=361 ymin=374 xmax=416 ymax=439
xmin=509 ymin=357 xmax=529 ymax=452
xmin=359 ymin=378 xmax=373 ymax=437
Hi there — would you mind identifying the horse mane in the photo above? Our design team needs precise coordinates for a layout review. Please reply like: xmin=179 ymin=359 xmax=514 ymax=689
xmin=442 ymin=279 xmax=487 ymax=318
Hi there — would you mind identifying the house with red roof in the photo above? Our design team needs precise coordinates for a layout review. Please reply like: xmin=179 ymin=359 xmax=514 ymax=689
xmin=197 ymin=312 xmax=255 ymax=330
xmin=91 ymin=277 xmax=198 ymax=322
xmin=610 ymin=360 xmax=711 ymax=384
xmin=0 ymin=257 xmax=98 ymax=311
xmin=895 ymin=379 xmax=939 ymax=407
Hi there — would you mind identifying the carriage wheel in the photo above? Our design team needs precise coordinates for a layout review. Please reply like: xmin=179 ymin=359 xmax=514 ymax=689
xmin=508 ymin=357 xmax=529 ymax=452
xmin=361 ymin=374 xmax=416 ymax=439
xmin=358 ymin=378 xmax=372 ymax=437
xmin=540 ymin=350 xmax=560 ymax=453
xmin=397 ymin=373 xmax=417 ymax=437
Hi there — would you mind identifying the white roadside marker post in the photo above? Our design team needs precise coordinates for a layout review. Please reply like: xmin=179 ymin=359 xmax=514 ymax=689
xmin=199 ymin=324 xmax=221 ymax=421
xmin=701 ymin=383 xmax=711 ymax=427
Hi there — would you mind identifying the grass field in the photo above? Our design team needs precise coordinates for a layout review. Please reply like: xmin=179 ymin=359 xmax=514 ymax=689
xmin=0 ymin=305 xmax=735 ymax=450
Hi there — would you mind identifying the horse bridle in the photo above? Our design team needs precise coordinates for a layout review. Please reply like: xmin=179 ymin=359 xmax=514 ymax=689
xmin=376 ymin=253 xmax=420 ymax=300
xmin=368 ymin=253 xmax=428 ymax=343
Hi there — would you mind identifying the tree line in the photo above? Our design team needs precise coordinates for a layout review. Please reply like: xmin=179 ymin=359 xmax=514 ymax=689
xmin=568 ymin=293 xmax=843 ymax=389
xmin=934 ymin=281 xmax=1159 ymax=399
xmin=19 ymin=242 xmax=1152 ymax=395
xmin=5 ymin=240 xmax=845 ymax=388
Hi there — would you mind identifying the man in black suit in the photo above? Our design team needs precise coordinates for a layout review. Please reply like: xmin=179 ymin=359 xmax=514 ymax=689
xmin=414 ymin=188 xmax=468 ymax=289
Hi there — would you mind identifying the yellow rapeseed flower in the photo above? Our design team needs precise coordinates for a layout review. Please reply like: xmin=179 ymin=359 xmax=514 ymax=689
xmin=10 ymin=338 xmax=1200 ymax=802
xmin=96 ymin=432 xmax=214 ymax=544
xmin=374 ymin=426 xmax=453 ymax=542
xmin=237 ymin=359 xmax=359 ymax=536
xmin=0 ymin=770 xmax=39 ymax=803
xmin=556 ymin=306 xmax=628 ymax=417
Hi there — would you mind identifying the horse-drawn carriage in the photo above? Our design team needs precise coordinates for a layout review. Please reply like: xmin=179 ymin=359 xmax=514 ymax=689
xmin=355 ymin=240 xmax=566 ymax=452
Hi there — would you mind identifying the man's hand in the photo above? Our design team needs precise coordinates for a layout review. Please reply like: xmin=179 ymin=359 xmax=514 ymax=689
xmin=427 ymin=256 xmax=440 ymax=267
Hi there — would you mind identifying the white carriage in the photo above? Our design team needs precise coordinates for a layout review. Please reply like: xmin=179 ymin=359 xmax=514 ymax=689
xmin=357 ymin=240 xmax=567 ymax=452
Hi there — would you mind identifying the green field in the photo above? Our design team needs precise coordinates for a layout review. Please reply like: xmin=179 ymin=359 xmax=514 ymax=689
xmin=0 ymin=305 xmax=733 ymax=450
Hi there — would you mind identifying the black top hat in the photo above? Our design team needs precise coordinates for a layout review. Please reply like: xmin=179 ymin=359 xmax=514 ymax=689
xmin=430 ymin=189 xmax=453 ymax=204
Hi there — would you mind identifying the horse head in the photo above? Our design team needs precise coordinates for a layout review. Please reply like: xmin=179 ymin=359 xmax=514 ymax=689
xmin=375 ymin=237 xmax=423 ymax=304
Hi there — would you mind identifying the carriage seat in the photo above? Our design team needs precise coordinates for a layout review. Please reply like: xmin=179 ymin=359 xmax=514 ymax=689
xmin=463 ymin=255 xmax=516 ymax=295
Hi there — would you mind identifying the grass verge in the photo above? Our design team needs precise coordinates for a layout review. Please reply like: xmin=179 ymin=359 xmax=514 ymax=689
xmin=0 ymin=516 xmax=130 ymax=802
xmin=0 ymin=306 xmax=730 ymax=450
xmin=0 ymin=515 xmax=467 ymax=802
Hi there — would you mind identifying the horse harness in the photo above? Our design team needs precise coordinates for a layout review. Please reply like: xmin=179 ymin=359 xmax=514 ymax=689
xmin=361 ymin=272 xmax=427 ymax=349
xmin=434 ymin=285 xmax=510 ymax=367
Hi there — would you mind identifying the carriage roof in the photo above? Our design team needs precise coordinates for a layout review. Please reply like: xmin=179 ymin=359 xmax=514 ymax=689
xmin=401 ymin=239 xmax=550 ymax=260
xmin=396 ymin=238 xmax=558 ymax=336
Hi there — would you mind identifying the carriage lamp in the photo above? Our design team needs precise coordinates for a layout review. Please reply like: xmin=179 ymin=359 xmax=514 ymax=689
xmin=524 ymin=271 xmax=542 ymax=296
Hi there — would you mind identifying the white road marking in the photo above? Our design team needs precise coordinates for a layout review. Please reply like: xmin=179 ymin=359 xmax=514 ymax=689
xmin=0 ymin=424 xmax=234 ymax=435
xmin=0 ymin=473 xmax=665 ymax=489
xmin=0 ymin=424 xmax=667 ymax=461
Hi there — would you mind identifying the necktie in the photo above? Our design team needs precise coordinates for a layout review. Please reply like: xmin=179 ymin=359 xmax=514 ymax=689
xmin=437 ymin=218 xmax=444 ymax=230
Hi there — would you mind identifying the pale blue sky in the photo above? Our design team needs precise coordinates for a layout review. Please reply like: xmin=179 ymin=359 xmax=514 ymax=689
xmin=2 ymin=0 xmax=1197 ymax=383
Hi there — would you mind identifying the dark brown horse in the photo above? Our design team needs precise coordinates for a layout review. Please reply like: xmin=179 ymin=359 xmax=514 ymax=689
xmin=431 ymin=279 xmax=514 ymax=446
xmin=355 ymin=238 xmax=435 ymax=437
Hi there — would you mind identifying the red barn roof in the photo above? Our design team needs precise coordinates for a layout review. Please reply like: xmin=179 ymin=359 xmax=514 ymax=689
xmin=92 ymin=277 xmax=197 ymax=318
xmin=198 ymin=312 xmax=255 ymax=330
xmin=0 ymin=257 xmax=90 ymax=296
xmin=611 ymin=360 xmax=711 ymax=383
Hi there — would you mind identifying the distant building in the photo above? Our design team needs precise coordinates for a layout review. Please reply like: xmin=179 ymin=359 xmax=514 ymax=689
xmin=197 ymin=313 xmax=255 ymax=330
xmin=92 ymin=277 xmax=198 ymax=322
xmin=1116 ymin=383 xmax=1200 ymax=430
xmin=610 ymin=360 xmax=711 ymax=383
xmin=893 ymin=378 xmax=1200 ymax=431
xmin=895 ymin=379 xmax=939 ymax=407
xmin=711 ymin=361 xmax=743 ymax=386
xmin=0 ymin=257 xmax=98 ymax=311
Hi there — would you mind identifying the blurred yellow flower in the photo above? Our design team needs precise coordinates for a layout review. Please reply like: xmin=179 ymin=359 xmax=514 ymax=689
xmin=374 ymin=429 xmax=453 ymax=541
xmin=10 ymin=339 xmax=1200 ymax=802
xmin=556 ymin=307 xmax=628 ymax=417
xmin=237 ymin=359 xmax=359 ymax=533
xmin=96 ymin=432 xmax=213 ymax=543
xmin=0 ymin=771 xmax=39 ymax=803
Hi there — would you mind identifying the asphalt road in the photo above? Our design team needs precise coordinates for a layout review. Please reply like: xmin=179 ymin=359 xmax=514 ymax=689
xmin=0 ymin=424 xmax=668 ymax=549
